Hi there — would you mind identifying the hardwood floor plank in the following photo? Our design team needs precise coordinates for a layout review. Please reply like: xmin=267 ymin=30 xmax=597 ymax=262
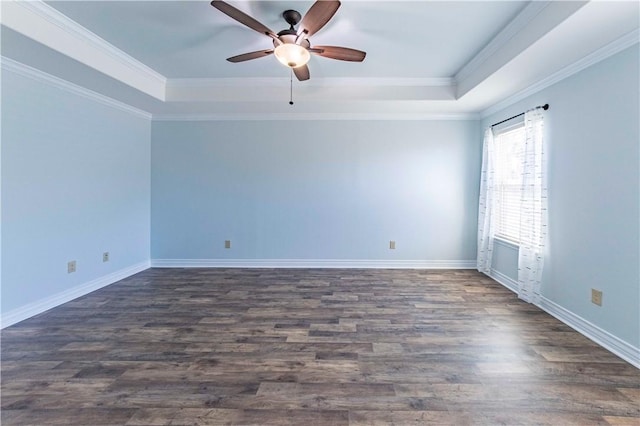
xmin=603 ymin=416 xmax=640 ymax=425
xmin=1 ymin=268 xmax=638 ymax=425
xmin=349 ymin=409 xmax=472 ymax=425
xmin=234 ymin=408 xmax=349 ymax=426
xmin=1 ymin=408 xmax=137 ymax=425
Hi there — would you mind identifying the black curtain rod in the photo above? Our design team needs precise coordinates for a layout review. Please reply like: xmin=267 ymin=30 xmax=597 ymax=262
xmin=491 ymin=103 xmax=549 ymax=127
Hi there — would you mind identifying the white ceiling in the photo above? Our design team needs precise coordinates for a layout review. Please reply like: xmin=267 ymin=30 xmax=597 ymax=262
xmin=43 ymin=1 xmax=528 ymax=79
xmin=1 ymin=0 xmax=639 ymax=119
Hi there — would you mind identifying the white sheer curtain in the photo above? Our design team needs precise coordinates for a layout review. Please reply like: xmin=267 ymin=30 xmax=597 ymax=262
xmin=477 ymin=127 xmax=495 ymax=274
xmin=517 ymin=109 xmax=547 ymax=304
xmin=477 ymin=109 xmax=547 ymax=305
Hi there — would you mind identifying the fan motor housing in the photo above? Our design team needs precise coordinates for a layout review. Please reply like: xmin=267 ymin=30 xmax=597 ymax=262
xmin=274 ymin=31 xmax=310 ymax=49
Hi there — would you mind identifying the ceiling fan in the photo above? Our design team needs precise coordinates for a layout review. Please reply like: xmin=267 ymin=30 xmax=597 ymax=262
xmin=210 ymin=0 xmax=366 ymax=81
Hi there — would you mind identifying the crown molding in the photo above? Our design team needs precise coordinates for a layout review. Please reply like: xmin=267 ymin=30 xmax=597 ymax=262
xmin=455 ymin=1 xmax=589 ymax=99
xmin=455 ymin=1 xmax=551 ymax=84
xmin=481 ymin=29 xmax=640 ymax=119
xmin=165 ymin=77 xmax=457 ymax=102
xmin=152 ymin=112 xmax=479 ymax=122
xmin=2 ymin=0 xmax=167 ymax=100
xmin=167 ymin=77 xmax=456 ymax=88
xmin=1 ymin=56 xmax=152 ymax=120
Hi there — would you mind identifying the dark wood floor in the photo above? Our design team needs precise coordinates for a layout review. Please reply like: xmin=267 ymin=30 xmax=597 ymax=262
xmin=2 ymin=268 xmax=638 ymax=425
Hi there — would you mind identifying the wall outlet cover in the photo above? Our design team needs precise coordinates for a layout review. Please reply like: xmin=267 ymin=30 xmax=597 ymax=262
xmin=591 ymin=289 xmax=603 ymax=306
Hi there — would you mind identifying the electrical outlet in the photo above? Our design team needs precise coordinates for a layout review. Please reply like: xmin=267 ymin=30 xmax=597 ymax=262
xmin=225 ymin=240 xmax=231 ymax=249
xmin=389 ymin=241 xmax=396 ymax=250
xmin=67 ymin=260 xmax=76 ymax=273
xmin=591 ymin=289 xmax=603 ymax=306
xmin=103 ymin=252 xmax=110 ymax=262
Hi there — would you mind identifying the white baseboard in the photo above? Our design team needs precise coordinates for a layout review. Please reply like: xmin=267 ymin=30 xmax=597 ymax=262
xmin=1 ymin=261 xmax=150 ymax=328
xmin=489 ymin=269 xmax=519 ymax=293
xmin=151 ymin=258 xmax=476 ymax=269
xmin=488 ymin=269 xmax=639 ymax=369
xmin=539 ymin=297 xmax=640 ymax=369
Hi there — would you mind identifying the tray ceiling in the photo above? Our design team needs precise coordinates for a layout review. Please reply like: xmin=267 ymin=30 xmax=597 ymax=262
xmin=1 ymin=1 xmax=638 ymax=118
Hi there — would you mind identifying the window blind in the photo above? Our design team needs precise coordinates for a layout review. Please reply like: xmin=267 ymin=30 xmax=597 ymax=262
xmin=494 ymin=125 xmax=525 ymax=243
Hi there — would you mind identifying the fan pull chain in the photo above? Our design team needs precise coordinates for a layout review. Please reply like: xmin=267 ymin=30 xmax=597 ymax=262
xmin=289 ymin=69 xmax=294 ymax=105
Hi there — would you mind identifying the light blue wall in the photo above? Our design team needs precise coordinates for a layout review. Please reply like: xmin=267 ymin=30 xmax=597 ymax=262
xmin=484 ymin=45 xmax=640 ymax=347
xmin=151 ymin=120 xmax=481 ymax=262
xmin=1 ymin=69 xmax=151 ymax=313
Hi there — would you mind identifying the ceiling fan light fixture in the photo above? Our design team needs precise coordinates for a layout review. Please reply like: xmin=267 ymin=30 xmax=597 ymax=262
xmin=274 ymin=43 xmax=311 ymax=68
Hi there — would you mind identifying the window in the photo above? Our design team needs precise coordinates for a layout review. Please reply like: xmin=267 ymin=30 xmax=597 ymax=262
xmin=478 ymin=108 xmax=546 ymax=303
xmin=493 ymin=122 xmax=525 ymax=243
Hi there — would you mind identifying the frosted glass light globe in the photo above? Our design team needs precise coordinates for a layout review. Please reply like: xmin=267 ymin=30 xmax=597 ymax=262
xmin=274 ymin=43 xmax=311 ymax=68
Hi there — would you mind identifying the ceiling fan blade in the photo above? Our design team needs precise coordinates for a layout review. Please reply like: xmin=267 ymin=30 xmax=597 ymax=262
xmin=211 ymin=1 xmax=277 ymax=39
xmin=227 ymin=50 xmax=274 ymax=63
xmin=311 ymin=46 xmax=366 ymax=62
xmin=297 ymin=1 xmax=341 ymax=38
xmin=293 ymin=65 xmax=310 ymax=81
